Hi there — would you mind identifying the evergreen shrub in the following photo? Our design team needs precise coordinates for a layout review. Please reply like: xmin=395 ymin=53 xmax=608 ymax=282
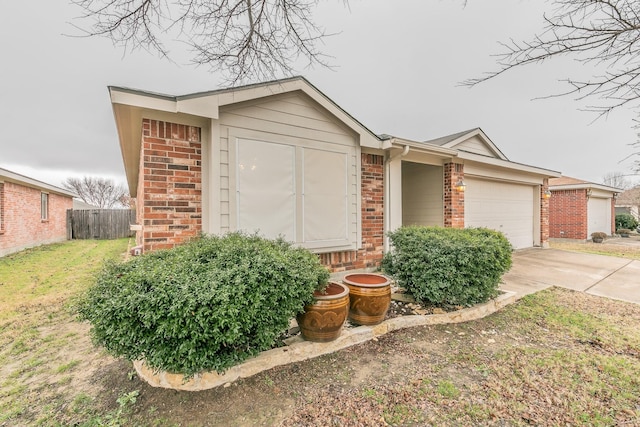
xmin=615 ymin=214 xmax=638 ymax=231
xmin=77 ymin=232 xmax=329 ymax=377
xmin=382 ymin=226 xmax=512 ymax=306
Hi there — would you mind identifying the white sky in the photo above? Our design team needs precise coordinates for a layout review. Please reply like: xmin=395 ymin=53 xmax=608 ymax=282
xmin=1 ymin=0 xmax=639 ymax=190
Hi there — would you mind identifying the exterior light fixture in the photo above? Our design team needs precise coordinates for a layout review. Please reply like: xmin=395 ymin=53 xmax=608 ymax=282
xmin=455 ymin=179 xmax=466 ymax=192
xmin=543 ymin=189 xmax=552 ymax=199
xmin=586 ymin=188 xmax=592 ymax=199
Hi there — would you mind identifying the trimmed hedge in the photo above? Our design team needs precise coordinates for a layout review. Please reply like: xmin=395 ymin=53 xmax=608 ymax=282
xmin=382 ymin=226 xmax=512 ymax=306
xmin=77 ymin=232 xmax=329 ymax=377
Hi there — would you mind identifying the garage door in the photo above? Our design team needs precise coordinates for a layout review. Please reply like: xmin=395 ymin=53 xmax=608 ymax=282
xmin=587 ymin=197 xmax=611 ymax=237
xmin=465 ymin=179 xmax=535 ymax=249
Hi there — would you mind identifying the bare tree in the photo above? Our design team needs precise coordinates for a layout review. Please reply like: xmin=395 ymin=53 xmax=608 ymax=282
xmin=63 ymin=177 xmax=130 ymax=209
xmin=602 ymin=171 xmax=631 ymax=189
xmin=70 ymin=0 xmax=337 ymax=85
xmin=465 ymin=0 xmax=640 ymax=116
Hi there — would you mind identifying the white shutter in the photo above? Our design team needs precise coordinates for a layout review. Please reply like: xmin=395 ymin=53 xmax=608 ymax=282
xmin=237 ymin=139 xmax=295 ymax=241
xmin=303 ymin=148 xmax=348 ymax=245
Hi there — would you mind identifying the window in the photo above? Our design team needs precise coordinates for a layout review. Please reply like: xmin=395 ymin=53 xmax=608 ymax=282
xmin=234 ymin=137 xmax=356 ymax=251
xmin=41 ymin=192 xmax=49 ymax=221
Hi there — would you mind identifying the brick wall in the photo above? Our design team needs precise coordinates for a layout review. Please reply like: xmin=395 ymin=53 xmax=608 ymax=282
xmin=0 ymin=181 xmax=72 ymax=257
xmin=138 ymin=119 xmax=203 ymax=252
xmin=443 ymin=162 xmax=464 ymax=228
xmin=549 ymin=188 xmax=587 ymax=239
xmin=610 ymin=198 xmax=616 ymax=234
xmin=318 ymin=153 xmax=384 ymax=272
xmin=540 ymin=179 xmax=550 ymax=245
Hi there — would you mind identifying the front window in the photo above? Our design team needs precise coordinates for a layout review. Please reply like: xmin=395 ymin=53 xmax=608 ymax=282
xmin=41 ymin=192 xmax=49 ymax=221
xmin=235 ymin=137 xmax=355 ymax=251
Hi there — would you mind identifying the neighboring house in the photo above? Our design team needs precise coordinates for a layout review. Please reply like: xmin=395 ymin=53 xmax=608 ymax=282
xmin=549 ymin=176 xmax=620 ymax=240
xmin=615 ymin=186 xmax=640 ymax=221
xmin=73 ymin=199 xmax=99 ymax=210
xmin=110 ymin=77 xmax=559 ymax=272
xmin=0 ymin=167 xmax=75 ymax=257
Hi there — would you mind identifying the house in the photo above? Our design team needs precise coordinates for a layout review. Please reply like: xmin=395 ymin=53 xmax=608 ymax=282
xmin=615 ymin=186 xmax=640 ymax=221
xmin=549 ymin=176 xmax=620 ymax=240
xmin=110 ymin=77 xmax=559 ymax=272
xmin=0 ymin=167 xmax=75 ymax=257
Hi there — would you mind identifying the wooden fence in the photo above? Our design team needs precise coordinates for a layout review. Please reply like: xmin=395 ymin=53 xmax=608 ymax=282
xmin=67 ymin=209 xmax=136 ymax=240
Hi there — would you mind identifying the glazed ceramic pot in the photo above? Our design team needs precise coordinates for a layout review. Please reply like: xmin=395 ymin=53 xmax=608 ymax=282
xmin=343 ymin=273 xmax=391 ymax=325
xmin=296 ymin=281 xmax=350 ymax=342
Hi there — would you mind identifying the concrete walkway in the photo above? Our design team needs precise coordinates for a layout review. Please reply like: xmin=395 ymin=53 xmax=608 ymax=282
xmin=500 ymin=248 xmax=640 ymax=305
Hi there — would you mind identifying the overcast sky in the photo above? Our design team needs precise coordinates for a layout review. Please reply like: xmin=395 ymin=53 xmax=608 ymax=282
xmin=1 ymin=0 xmax=639 ymax=190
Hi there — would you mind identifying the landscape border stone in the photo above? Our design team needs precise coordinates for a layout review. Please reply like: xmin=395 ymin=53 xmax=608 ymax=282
xmin=133 ymin=290 xmax=517 ymax=391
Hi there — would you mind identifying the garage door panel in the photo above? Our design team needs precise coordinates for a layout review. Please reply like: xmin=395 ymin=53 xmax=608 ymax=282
xmin=587 ymin=198 xmax=611 ymax=237
xmin=466 ymin=179 xmax=535 ymax=249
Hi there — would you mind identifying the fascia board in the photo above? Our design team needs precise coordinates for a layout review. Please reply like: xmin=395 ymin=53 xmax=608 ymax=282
xmin=387 ymin=139 xmax=458 ymax=156
xmin=550 ymin=183 xmax=622 ymax=193
xmin=457 ymin=151 xmax=561 ymax=177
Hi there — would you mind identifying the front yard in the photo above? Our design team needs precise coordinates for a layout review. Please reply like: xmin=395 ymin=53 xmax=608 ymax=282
xmin=1 ymin=240 xmax=639 ymax=426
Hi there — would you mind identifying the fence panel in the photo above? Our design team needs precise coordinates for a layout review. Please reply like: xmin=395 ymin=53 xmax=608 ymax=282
xmin=67 ymin=209 xmax=136 ymax=240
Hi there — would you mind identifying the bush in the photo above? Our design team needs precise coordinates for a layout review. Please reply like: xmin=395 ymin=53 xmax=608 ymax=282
xmin=616 ymin=214 xmax=638 ymax=231
xmin=77 ymin=232 xmax=329 ymax=377
xmin=382 ymin=226 xmax=512 ymax=306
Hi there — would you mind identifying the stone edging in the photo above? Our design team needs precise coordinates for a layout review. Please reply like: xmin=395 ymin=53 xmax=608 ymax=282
xmin=134 ymin=290 xmax=517 ymax=391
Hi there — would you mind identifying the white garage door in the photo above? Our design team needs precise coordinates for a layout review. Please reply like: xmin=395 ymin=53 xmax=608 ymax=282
xmin=465 ymin=179 xmax=535 ymax=249
xmin=587 ymin=197 xmax=611 ymax=237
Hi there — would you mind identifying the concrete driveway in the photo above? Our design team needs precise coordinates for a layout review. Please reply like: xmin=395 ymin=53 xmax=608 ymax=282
xmin=500 ymin=248 xmax=640 ymax=304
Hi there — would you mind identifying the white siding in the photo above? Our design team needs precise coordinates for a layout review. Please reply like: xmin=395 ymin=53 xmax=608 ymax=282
xmin=456 ymin=135 xmax=496 ymax=157
xmin=465 ymin=178 xmax=535 ymax=249
xmin=218 ymin=92 xmax=359 ymax=251
xmin=402 ymin=162 xmax=443 ymax=226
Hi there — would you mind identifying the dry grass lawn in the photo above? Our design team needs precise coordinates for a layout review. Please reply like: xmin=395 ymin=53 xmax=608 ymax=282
xmin=0 ymin=238 xmax=639 ymax=426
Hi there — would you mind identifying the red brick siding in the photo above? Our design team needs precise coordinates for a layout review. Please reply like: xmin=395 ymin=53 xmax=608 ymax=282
xmin=138 ymin=119 xmax=202 ymax=252
xmin=610 ymin=198 xmax=616 ymax=234
xmin=0 ymin=181 xmax=72 ymax=257
xmin=0 ymin=183 xmax=4 ymax=232
xmin=540 ymin=179 xmax=550 ymax=244
xmin=318 ymin=153 xmax=384 ymax=272
xmin=549 ymin=189 xmax=588 ymax=239
xmin=443 ymin=162 xmax=464 ymax=228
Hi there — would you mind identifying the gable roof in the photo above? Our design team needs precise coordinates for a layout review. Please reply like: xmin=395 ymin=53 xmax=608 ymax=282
xmin=423 ymin=128 xmax=508 ymax=160
xmin=110 ymin=76 xmax=383 ymax=193
xmin=549 ymin=176 xmax=621 ymax=193
xmin=0 ymin=167 xmax=76 ymax=198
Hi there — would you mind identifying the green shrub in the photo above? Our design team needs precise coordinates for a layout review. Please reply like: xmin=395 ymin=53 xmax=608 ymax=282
xmin=615 ymin=214 xmax=638 ymax=231
xmin=77 ymin=232 xmax=329 ymax=377
xmin=382 ymin=226 xmax=512 ymax=306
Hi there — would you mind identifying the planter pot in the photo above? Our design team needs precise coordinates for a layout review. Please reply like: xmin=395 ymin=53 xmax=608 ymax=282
xmin=296 ymin=282 xmax=349 ymax=342
xmin=343 ymin=273 xmax=391 ymax=326
xmin=621 ymin=234 xmax=630 ymax=238
xmin=592 ymin=237 xmax=604 ymax=243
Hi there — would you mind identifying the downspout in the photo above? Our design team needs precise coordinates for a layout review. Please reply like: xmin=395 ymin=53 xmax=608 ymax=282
xmin=384 ymin=144 xmax=410 ymax=252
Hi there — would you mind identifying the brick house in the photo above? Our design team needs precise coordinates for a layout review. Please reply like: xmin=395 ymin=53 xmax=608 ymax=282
xmin=0 ymin=168 xmax=75 ymax=257
xmin=549 ymin=176 xmax=620 ymax=240
xmin=615 ymin=187 xmax=640 ymax=221
xmin=110 ymin=77 xmax=559 ymax=272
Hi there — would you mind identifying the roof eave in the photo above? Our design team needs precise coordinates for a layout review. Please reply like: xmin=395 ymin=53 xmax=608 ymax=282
xmin=457 ymin=151 xmax=561 ymax=177
xmin=0 ymin=168 xmax=77 ymax=198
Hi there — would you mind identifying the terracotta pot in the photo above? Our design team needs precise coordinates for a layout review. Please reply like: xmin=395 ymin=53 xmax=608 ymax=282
xmin=343 ymin=273 xmax=391 ymax=326
xmin=296 ymin=282 xmax=349 ymax=342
